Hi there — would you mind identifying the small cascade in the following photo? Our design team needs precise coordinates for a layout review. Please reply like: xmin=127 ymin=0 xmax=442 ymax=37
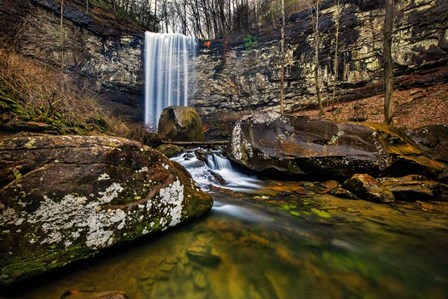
xmin=172 ymin=150 xmax=260 ymax=191
xmin=144 ymin=32 xmax=197 ymax=129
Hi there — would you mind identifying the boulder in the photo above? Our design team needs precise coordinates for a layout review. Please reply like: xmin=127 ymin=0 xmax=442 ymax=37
xmin=229 ymin=112 xmax=447 ymax=180
xmin=155 ymin=144 xmax=184 ymax=158
xmin=343 ymin=174 xmax=395 ymax=203
xmin=158 ymin=106 xmax=205 ymax=142
xmin=405 ymin=125 xmax=448 ymax=163
xmin=378 ymin=175 xmax=442 ymax=201
xmin=0 ymin=135 xmax=212 ymax=286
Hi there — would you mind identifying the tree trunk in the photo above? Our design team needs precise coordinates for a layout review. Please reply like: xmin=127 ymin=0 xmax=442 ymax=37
xmin=383 ymin=0 xmax=394 ymax=124
xmin=314 ymin=1 xmax=323 ymax=117
xmin=332 ymin=0 xmax=340 ymax=110
xmin=280 ymin=0 xmax=285 ymax=113
xmin=60 ymin=0 xmax=64 ymax=75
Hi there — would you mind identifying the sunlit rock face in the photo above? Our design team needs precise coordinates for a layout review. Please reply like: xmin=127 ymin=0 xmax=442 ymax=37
xmin=0 ymin=135 xmax=212 ymax=286
xmin=229 ymin=112 xmax=447 ymax=180
xmin=193 ymin=0 xmax=448 ymax=115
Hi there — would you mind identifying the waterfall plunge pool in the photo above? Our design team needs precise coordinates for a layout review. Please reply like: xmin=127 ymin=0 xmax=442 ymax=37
xmin=3 ymin=151 xmax=448 ymax=299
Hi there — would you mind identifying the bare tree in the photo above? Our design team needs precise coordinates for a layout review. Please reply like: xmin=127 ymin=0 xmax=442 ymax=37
xmin=310 ymin=0 xmax=323 ymax=117
xmin=280 ymin=0 xmax=285 ymax=113
xmin=331 ymin=0 xmax=341 ymax=110
xmin=60 ymin=0 xmax=65 ymax=75
xmin=383 ymin=0 xmax=394 ymax=124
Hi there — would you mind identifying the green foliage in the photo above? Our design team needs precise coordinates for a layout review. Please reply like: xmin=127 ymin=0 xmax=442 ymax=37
xmin=243 ymin=35 xmax=257 ymax=48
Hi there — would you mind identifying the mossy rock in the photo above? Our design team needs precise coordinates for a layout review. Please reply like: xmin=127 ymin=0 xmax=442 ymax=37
xmin=158 ymin=106 xmax=205 ymax=142
xmin=156 ymin=144 xmax=184 ymax=158
xmin=0 ymin=134 xmax=212 ymax=286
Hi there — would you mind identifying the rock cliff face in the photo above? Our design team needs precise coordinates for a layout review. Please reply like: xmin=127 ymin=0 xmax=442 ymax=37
xmin=0 ymin=0 xmax=145 ymax=121
xmin=193 ymin=0 xmax=448 ymax=115
xmin=1 ymin=0 xmax=447 ymax=122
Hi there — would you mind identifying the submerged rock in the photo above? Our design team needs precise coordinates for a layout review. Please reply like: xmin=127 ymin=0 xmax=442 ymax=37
xmin=229 ymin=112 xmax=447 ymax=181
xmin=158 ymin=106 xmax=205 ymax=142
xmin=0 ymin=135 xmax=212 ymax=286
xmin=60 ymin=290 xmax=129 ymax=299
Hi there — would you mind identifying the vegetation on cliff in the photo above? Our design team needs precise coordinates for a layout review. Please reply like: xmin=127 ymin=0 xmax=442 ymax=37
xmin=0 ymin=50 xmax=160 ymax=146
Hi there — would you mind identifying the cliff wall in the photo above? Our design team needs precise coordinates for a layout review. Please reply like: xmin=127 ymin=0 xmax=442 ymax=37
xmin=0 ymin=0 xmax=145 ymax=121
xmin=193 ymin=0 xmax=448 ymax=115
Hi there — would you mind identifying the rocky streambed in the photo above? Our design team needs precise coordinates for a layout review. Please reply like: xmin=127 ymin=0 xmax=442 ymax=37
xmin=1 ymin=111 xmax=447 ymax=298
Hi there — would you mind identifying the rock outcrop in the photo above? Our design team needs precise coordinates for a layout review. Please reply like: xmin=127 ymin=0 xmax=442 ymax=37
xmin=193 ymin=0 xmax=448 ymax=116
xmin=229 ymin=112 xmax=447 ymax=180
xmin=0 ymin=134 xmax=212 ymax=286
xmin=406 ymin=125 xmax=448 ymax=163
xmin=158 ymin=106 xmax=205 ymax=142
xmin=0 ymin=0 xmax=145 ymax=121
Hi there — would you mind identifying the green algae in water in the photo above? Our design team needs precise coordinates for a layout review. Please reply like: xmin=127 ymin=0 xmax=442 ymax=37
xmin=311 ymin=208 xmax=332 ymax=219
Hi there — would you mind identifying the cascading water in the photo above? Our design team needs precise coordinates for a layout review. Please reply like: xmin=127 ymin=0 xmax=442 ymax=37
xmin=144 ymin=32 xmax=197 ymax=129
xmin=171 ymin=149 xmax=261 ymax=192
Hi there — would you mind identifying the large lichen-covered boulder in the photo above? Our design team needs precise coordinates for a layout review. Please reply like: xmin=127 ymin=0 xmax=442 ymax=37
xmin=230 ymin=112 xmax=447 ymax=180
xmin=158 ymin=106 xmax=205 ymax=142
xmin=0 ymin=135 xmax=212 ymax=286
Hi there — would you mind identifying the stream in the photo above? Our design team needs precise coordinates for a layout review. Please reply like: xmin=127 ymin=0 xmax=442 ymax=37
xmin=3 ymin=150 xmax=448 ymax=299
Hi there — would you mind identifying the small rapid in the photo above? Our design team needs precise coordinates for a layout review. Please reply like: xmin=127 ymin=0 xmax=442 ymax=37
xmin=171 ymin=149 xmax=260 ymax=192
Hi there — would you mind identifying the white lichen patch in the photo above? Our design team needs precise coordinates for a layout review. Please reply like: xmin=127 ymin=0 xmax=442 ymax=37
xmin=98 ymin=183 xmax=124 ymax=204
xmin=137 ymin=167 xmax=149 ymax=173
xmin=256 ymin=111 xmax=280 ymax=124
xmin=231 ymin=123 xmax=253 ymax=162
xmin=20 ymin=184 xmax=131 ymax=249
xmin=97 ymin=173 xmax=111 ymax=181
xmin=0 ymin=208 xmax=17 ymax=226
xmin=158 ymin=180 xmax=185 ymax=227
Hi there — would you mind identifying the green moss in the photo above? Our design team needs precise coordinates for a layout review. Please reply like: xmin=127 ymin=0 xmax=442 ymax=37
xmin=13 ymin=168 xmax=22 ymax=180
xmin=311 ymin=208 xmax=332 ymax=219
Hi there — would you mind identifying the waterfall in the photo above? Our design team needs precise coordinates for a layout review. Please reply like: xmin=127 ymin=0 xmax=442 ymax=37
xmin=144 ymin=32 xmax=197 ymax=129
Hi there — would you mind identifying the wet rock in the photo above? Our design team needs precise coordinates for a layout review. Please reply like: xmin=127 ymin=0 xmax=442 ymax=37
xmin=61 ymin=290 xmax=129 ymax=299
xmin=343 ymin=174 xmax=395 ymax=203
xmin=229 ymin=112 xmax=447 ymax=180
xmin=207 ymin=170 xmax=228 ymax=186
xmin=186 ymin=244 xmax=221 ymax=267
xmin=156 ymin=144 xmax=184 ymax=158
xmin=405 ymin=125 xmax=448 ymax=163
xmin=0 ymin=134 xmax=212 ymax=286
xmin=277 ymin=191 xmax=292 ymax=196
xmin=329 ymin=187 xmax=358 ymax=200
xmin=192 ymin=268 xmax=208 ymax=289
xmin=158 ymin=106 xmax=205 ymax=142
xmin=320 ymin=180 xmax=340 ymax=193
xmin=186 ymin=234 xmax=221 ymax=267
xmin=378 ymin=175 xmax=441 ymax=201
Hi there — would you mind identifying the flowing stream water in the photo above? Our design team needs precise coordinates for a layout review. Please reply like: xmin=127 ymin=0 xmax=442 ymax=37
xmin=3 ymin=151 xmax=448 ymax=299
